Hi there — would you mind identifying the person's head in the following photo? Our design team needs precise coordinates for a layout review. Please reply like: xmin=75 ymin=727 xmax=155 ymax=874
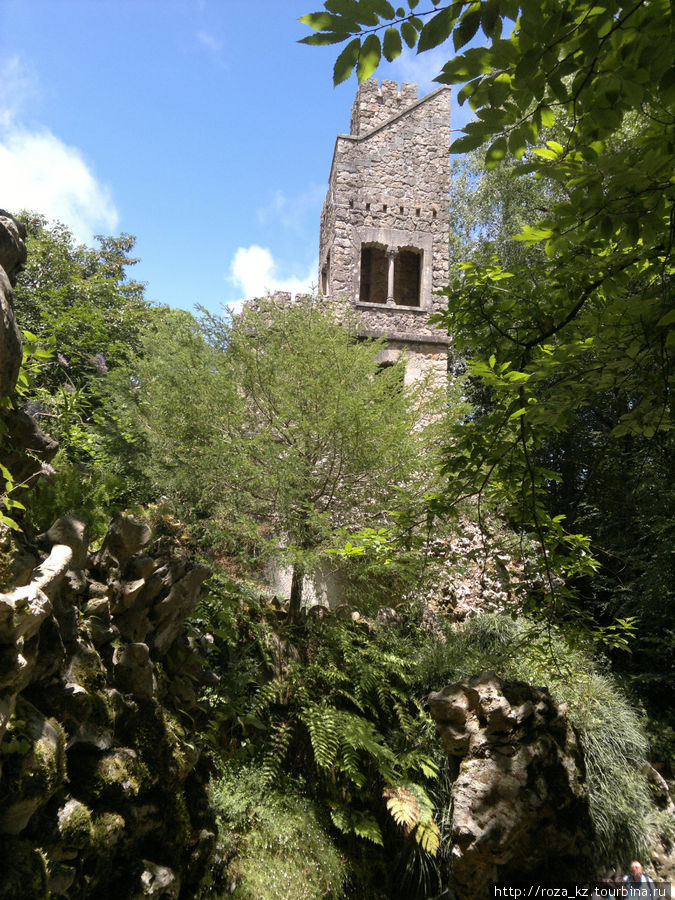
xmin=630 ymin=861 xmax=643 ymax=880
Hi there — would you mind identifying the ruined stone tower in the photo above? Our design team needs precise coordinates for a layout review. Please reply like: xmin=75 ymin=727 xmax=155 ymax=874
xmin=319 ymin=78 xmax=451 ymax=383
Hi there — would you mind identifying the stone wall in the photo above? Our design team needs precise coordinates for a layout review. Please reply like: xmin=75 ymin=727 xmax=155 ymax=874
xmin=318 ymin=79 xmax=451 ymax=388
xmin=320 ymin=78 xmax=450 ymax=313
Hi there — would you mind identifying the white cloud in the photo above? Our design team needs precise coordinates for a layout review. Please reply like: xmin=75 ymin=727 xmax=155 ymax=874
xmin=0 ymin=128 xmax=119 ymax=244
xmin=257 ymin=184 xmax=326 ymax=231
xmin=386 ymin=46 xmax=450 ymax=95
xmin=0 ymin=56 xmax=39 ymax=129
xmin=0 ymin=55 xmax=119 ymax=245
xmin=226 ymin=245 xmax=317 ymax=310
xmin=196 ymin=30 xmax=222 ymax=53
xmin=195 ymin=30 xmax=228 ymax=69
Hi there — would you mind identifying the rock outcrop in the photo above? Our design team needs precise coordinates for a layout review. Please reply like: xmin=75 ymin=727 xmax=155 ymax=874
xmin=0 ymin=209 xmax=26 ymax=400
xmin=0 ymin=514 xmax=216 ymax=898
xmin=0 ymin=210 xmax=57 ymax=491
xmin=430 ymin=672 xmax=595 ymax=900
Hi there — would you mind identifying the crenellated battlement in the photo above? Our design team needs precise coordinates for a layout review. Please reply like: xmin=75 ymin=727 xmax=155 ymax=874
xmin=349 ymin=79 xmax=418 ymax=136
xmin=320 ymin=78 xmax=451 ymax=389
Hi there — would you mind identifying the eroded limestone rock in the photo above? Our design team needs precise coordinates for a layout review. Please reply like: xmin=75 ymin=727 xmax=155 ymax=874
xmin=0 ymin=210 xmax=25 ymax=400
xmin=0 ymin=514 xmax=217 ymax=896
xmin=430 ymin=672 xmax=595 ymax=900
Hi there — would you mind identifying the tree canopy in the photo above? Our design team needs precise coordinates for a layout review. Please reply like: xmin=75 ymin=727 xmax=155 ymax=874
xmin=121 ymin=297 xmax=442 ymax=618
xmin=299 ymin=0 xmax=673 ymax=667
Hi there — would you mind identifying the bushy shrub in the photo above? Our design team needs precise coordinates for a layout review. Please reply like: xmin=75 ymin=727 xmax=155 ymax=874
xmin=209 ymin=762 xmax=347 ymax=900
xmin=414 ymin=613 xmax=653 ymax=866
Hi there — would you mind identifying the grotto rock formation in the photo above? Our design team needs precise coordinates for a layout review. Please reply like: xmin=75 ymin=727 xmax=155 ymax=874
xmin=0 ymin=209 xmax=58 ymax=490
xmin=430 ymin=672 xmax=595 ymax=900
xmin=0 ymin=514 xmax=216 ymax=898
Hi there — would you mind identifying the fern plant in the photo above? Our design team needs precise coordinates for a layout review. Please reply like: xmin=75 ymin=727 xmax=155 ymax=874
xmin=248 ymin=614 xmax=442 ymax=854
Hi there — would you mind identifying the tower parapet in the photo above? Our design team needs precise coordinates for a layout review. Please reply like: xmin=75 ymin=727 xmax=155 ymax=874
xmin=349 ymin=79 xmax=419 ymax=135
xmin=319 ymin=78 xmax=451 ymax=386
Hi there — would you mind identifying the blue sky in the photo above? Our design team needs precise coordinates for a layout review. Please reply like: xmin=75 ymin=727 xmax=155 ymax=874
xmin=0 ymin=1 xmax=474 ymax=314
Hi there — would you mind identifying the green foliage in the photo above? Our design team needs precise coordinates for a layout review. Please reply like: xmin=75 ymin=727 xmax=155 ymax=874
xmin=8 ymin=214 xmax=156 ymax=531
xmin=247 ymin=614 xmax=440 ymax=851
xmin=300 ymin=0 xmax=674 ymax=687
xmin=209 ymin=761 xmax=347 ymax=900
xmin=122 ymin=296 xmax=441 ymax=615
xmin=413 ymin=613 xmax=654 ymax=865
xmin=198 ymin=582 xmax=443 ymax=882
xmin=200 ymin=575 xmax=654 ymax=892
xmin=14 ymin=214 xmax=151 ymax=397
xmin=25 ymin=450 xmax=126 ymax=541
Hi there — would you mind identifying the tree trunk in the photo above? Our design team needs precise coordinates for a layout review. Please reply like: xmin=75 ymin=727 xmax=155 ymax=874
xmin=289 ymin=563 xmax=304 ymax=623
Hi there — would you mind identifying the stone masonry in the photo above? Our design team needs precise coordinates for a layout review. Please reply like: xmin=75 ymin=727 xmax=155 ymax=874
xmin=319 ymin=79 xmax=451 ymax=385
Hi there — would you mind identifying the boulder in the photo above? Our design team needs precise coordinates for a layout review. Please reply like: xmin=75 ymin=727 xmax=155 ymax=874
xmin=0 ymin=210 xmax=25 ymax=400
xmin=430 ymin=672 xmax=595 ymax=900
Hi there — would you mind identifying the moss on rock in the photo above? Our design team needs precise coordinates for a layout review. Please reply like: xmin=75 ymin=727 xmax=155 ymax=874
xmin=0 ymin=837 xmax=49 ymax=899
xmin=57 ymin=798 xmax=94 ymax=848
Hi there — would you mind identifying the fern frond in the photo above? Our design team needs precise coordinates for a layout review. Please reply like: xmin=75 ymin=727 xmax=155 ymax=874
xmin=336 ymin=710 xmax=395 ymax=766
xmin=334 ymin=687 xmax=365 ymax=713
xmin=260 ymin=718 xmax=293 ymax=785
xmin=250 ymin=677 xmax=285 ymax=715
xmin=300 ymin=702 xmax=340 ymax=770
xmin=351 ymin=809 xmax=384 ymax=845
xmin=396 ymin=749 xmax=439 ymax=780
xmin=414 ymin=818 xmax=441 ymax=856
xmin=330 ymin=805 xmax=384 ymax=846
xmin=383 ymin=786 xmax=420 ymax=834
xmin=335 ymin=742 xmax=366 ymax=787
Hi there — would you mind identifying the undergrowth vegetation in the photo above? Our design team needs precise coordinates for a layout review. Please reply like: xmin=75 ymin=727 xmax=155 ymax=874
xmin=209 ymin=764 xmax=347 ymax=900
xmin=194 ymin=580 xmax=655 ymax=898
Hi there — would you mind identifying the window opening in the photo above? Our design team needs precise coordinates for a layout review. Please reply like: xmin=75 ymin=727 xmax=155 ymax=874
xmin=359 ymin=245 xmax=388 ymax=303
xmin=321 ymin=250 xmax=330 ymax=294
xmin=393 ymin=249 xmax=421 ymax=306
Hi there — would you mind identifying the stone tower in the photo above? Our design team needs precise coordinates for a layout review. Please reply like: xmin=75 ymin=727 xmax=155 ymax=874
xmin=319 ymin=78 xmax=451 ymax=383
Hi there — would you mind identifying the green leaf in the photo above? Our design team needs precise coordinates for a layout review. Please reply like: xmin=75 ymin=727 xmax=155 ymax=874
xmin=540 ymin=105 xmax=555 ymax=127
xmin=383 ymin=27 xmax=402 ymax=62
xmin=434 ymin=47 xmax=492 ymax=84
xmin=453 ymin=3 xmax=482 ymax=51
xmin=334 ymin=37 xmax=361 ymax=84
xmin=299 ymin=30 xmax=354 ymax=46
xmin=370 ymin=0 xmax=396 ymax=16
xmin=485 ymin=136 xmax=507 ymax=169
xmin=450 ymin=132 xmax=488 ymax=153
xmin=299 ymin=11 xmax=355 ymax=31
xmin=481 ymin=0 xmax=501 ymax=39
xmin=417 ymin=5 xmax=458 ymax=53
xmin=0 ymin=513 xmax=21 ymax=531
xmin=401 ymin=20 xmax=418 ymax=48
xmin=357 ymin=33 xmax=381 ymax=81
